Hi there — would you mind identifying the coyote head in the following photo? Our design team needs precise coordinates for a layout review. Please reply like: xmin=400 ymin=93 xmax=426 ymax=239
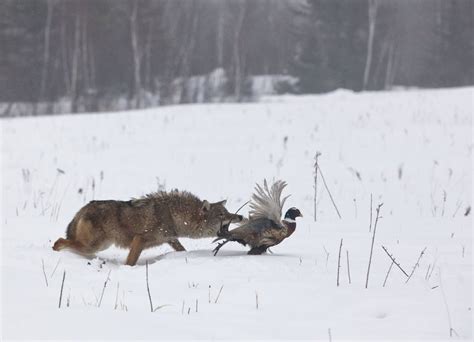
xmin=201 ymin=199 xmax=243 ymax=235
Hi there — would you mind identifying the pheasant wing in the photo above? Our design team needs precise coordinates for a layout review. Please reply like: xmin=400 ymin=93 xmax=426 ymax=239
xmin=226 ymin=217 xmax=280 ymax=246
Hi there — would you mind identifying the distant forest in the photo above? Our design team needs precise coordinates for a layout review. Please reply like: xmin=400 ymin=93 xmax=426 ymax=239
xmin=1 ymin=0 xmax=473 ymax=116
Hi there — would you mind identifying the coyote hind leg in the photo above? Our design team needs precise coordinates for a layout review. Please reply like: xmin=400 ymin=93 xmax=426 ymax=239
xmin=52 ymin=238 xmax=97 ymax=256
xmin=53 ymin=238 xmax=69 ymax=251
xmin=54 ymin=217 xmax=108 ymax=257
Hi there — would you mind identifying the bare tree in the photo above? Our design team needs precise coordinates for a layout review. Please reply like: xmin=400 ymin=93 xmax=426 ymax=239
xmin=70 ymin=6 xmax=81 ymax=112
xmin=81 ymin=5 xmax=89 ymax=91
xmin=233 ymin=0 xmax=247 ymax=100
xmin=144 ymin=16 xmax=154 ymax=92
xmin=130 ymin=0 xmax=142 ymax=108
xmin=179 ymin=1 xmax=200 ymax=103
xmin=363 ymin=0 xmax=378 ymax=90
xmin=60 ymin=3 xmax=71 ymax=97
xmin=40 ymin=0 xmax=54 ymax=102
xmin=216 ymin=5 xmax=225 ymax=68
xmin=384 ymin=39 xmax=399 ymax=89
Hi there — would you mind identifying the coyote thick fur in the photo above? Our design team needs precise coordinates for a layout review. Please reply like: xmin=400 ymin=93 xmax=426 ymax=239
xmin=53 ymin=190 xmax=243 ymax=265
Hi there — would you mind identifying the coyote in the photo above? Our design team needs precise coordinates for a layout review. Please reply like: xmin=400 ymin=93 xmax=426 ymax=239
xmin=53 ymin=190 xmax=243 ymax=266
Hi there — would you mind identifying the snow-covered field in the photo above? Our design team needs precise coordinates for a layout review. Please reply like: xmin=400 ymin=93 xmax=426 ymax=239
xmin=1 ymin=87 xmax=472 ymax=340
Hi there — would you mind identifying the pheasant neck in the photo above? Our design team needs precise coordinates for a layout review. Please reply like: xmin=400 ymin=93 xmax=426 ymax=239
xmin=282 ymin=220 xmax=297 ymax=236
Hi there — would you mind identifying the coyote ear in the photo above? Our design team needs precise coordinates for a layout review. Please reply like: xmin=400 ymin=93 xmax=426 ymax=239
xmin=201 ymin=200 xmax=211 ymax=213
xmin=217 ymin=199 xmax=227 ymax=206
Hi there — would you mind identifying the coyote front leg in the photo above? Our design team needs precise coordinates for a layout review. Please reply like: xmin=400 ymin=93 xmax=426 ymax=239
xmin=126 ymin=235 xmax=145 ymax=266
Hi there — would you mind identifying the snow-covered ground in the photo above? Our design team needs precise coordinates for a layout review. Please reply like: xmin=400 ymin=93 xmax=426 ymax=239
xmin=1 ymin=87 xmax=472 ymax=340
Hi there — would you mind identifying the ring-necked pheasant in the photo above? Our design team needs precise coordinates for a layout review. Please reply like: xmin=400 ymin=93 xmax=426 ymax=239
xmin=213 ymin=180 xmax=302 ymax=255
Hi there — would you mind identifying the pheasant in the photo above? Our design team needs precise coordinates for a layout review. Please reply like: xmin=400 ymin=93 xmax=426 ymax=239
xmin=213 ymin=180 xmax=302 ymax=255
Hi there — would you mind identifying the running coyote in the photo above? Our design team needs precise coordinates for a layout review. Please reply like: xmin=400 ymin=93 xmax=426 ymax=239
xmin=53 ymin=190 xmax=243 ymax=266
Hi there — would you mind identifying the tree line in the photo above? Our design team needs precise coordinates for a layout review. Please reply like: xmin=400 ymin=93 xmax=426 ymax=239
xmin=0 ymin=0 xmax=472 ymax=116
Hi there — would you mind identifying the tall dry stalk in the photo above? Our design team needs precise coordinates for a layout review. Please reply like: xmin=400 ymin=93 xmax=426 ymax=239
xmin=365 ymin=203 xmax=383 ymax=288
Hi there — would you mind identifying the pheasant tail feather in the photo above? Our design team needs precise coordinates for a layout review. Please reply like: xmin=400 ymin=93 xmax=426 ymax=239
xmin=249 ymin=179 xmax=289 ymax=224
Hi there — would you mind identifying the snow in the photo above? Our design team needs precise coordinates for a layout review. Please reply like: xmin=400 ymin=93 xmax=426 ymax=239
xmin=1 ymin=87 xmax=472 ymax=340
